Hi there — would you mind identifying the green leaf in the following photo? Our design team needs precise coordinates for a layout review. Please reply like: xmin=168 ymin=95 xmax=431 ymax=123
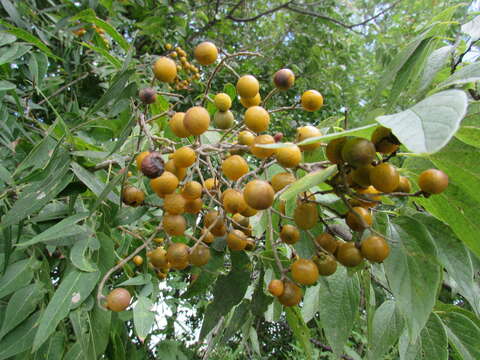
xmin=318 ymin=266 xmax=360 ymax=357
xmin=377 ymin=90 xmax=468 ymax=154
xmin=33 ymin=269 xmax=100 ymax=351
xmin=0 ymin=311 xmax=41 ymax=360
xmin=416 ymin=213 xmax=479 ymax=315
xmin=88 ymin=303 xmax=111 ymax=356
xmin=0 ymin=20 xmax=59 ymax=60
xmin=0 ymin=43 xmax=30 ymax=65
xmin=81 ymin=41 xmax=122 ymax=68
xmin=399 ymin=312 xmax=447 ymax=360
xmin=2 ymin=151 xmax=72 ymax=226
xmin=118 ymin=274 xmax=151 ymax=287
xmin=367 ymin=300 xmax=404 ymax=360
xmin=0 ymin=31 xmax=16 ymax=46
xmin=419 ymin=45 xmax=454 ymax=92
xmin=280 ymin=165 xmax=337 ymax=201
xmin=0 ymin=257 xmax=38 ymax=299
xmin=72 ymin=9 xmax=130 ymax=51
xmin=133 ymin=296 xmax=155 ymax=341
xmin=440 ymin=311 xmax=480 ymax=360
xmin=16 ymin=212 xmax=89 ymax=247
xmin=0 ymin=80 xmax=15 ymax=91
xmin=71 ymin=162 xmax=119 ymax=204
xmin=87 ymin=70 xmax=134 ymax=115
xmin=384 ymin=216 xmax=441 ymax=340
xmin=301 ymin=283 xmax=320 ymax=323
xmin=0 ymin=283 xmax=45 ymax=340
xmin=286 ymin=307 xmax=313 ymax=359
xmin=200 ymin=251 xmax=251 ymax=339
xmin=90 ymin=171 xmax=124 ymax=214
xmin=70 ymin=234 xmax=99 ymax=272
xmin=223 ymin=83 xmax=236 ymax=100
xmin=250 ymin=270 xmax=273 ymax=317
xmin=461 ymin=15 xmax=480 ymax=41
xmin=438 ymin=62 xmax=480 ymax=89
xmin=33 ymin=331 xmax=65 ymax=360
xmin=297 ymin=124 xmax=377 ymax=146
xmin=221 ymin=300 xmax=251 ymax=343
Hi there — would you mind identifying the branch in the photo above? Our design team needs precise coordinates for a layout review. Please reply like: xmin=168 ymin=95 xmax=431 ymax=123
xmin=227 ymin=1 xmax=294 ymax=22
xmin=310 ymin=339 xmax=354 ymax=360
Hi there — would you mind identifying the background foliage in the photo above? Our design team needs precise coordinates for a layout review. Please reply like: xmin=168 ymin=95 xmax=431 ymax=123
xmin=0 ymin=0 xmax=479 ymax=359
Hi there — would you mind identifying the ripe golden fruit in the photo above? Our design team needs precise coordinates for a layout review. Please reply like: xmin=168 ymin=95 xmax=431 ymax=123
xmin=273 ymin=68 xmax=295 ymax=90
xmin=396 ymin=176 xmax=411 ymax=193
xmin=251 ymin=134 xmax=275 ymax=158
xmin=204 ymin=177 xmax=218 ymax=191
xmin=371 ymin=126 xmax=399 ymax=154
xmin=361 ymin=235 xmax=390 ymax=263
xmin=148 ymin=247 xmax=168 ymax=268
xmin=243 ymin=180 xmax=275 ymax=210
xmin=106 ymin=288 xmax=131 ymax=312
xmin=239 ymin=204 xmax=258 ymax=217
xmin=296 ymin=126 xmax=322 ymax=151
xmin=352 ymin=165 xmax=374 ymax=188
xmin=201 ymin=228 xmax=215 ymax=244
xmin=214 ymin=93 xmax=232 ymax=111
xmin=139 ymin=88 xmax=157 ymax=104
xmin=222 ymin=155 xmax=249 ymax=181
xmin=169 ymin=112 xmax=191 ymax=138
xmin=214 ymin=110 xmax=235 ymax=129
xmin=183 ymin=106 xmax=210 ymax=135
xmin=336 ymin=242 xmax=363 ymax=267
xmin=162 ymin=214 xmax=186 ymax=236
xmin=313 ymin=254 xmax=337 ymax=276
xmin=268 ymin=279 xmax=284 ymax=297
xmin=278 ymin=281 xmax=302 ymax=307
xmin=204 ymin=211 xmax=226 ymax=236
xmin=164 ymin=159 xmax=187 ymax=181
xmin=173 ymin=146 xmax=196 ymax=168
xmin=271 ymin=172 xmax=296 ymax=192
xmin=166 ymin=243 xmax=190 ymax=270
xmin=345 ymin=207 xmax=373 ymax=231
xmin=294 ymin=202 xmax=318 ymax=230
xmin=275 ymin=143 xmax=302 ymax=168
xmin=232 ymin=213 xmax=249 ymax=229
xmin=238 ymin=131 xmax=255 ymax=146
xmin=237 ymin=75 xmax=259 ymax=98
xmin=194 ymin=41 xmax=218 ymax=65
xmin=189 ymin=244 xmax=211 ymax=266
xmin=153 ymin=57 xmax=177 ymax=83
xmin=227 ymin=229 xmax=248 ymax=251
xmin=351 ymin=186 xmax=381 ymax=208
xmin=315 ymin=233 xmax=338 ymax=254
xmin=165 ymin=43 xmax=172 ymax=50
xmin=291 ymin=259 xmax=319 ymax=285
xmin=184 ymin=198 xmax=203 ymax=214
xmin=418 ymin=169 xmax=449 ymax=194
xmin=122 ymin=186 xmax=145 ymax=207
xmin=244 ymin=106 xmax=270 ymax=133
xmin=163 ymin=193 xmax=186 ymax=215
xmin=151 ymin=172 xmax=179 ymax=196
xmin=301 ymin=90 xmax=323 ymax=111
xmin=326 ymin=137 xmax=347 ymax=164
xmin=370 ymin=163 xmax=400 ymax=193
xmin=280 ymin=224 xmax=300 ymax=244
xmin=222 ymin=189 xmax=247 ymax=214
xmin=133 ymin=255 xmax=143 ymax=266
xmin=240 ymin=93 xmax=261 ymax=108
xmin=141 ymin=151 xmax=165 ymax=178
xmin=136 ymin=151 xmax=150 ymax=171
xmin=341 ymin=138 xmax=376 ymax=168
xmin=182 ymin=181 xmax=202 ymax=200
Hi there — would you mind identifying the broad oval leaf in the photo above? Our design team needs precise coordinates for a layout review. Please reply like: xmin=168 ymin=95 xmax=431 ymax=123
xmin=440 ymin=311 xmax=480 ymax=360
xmin=438 ymin=62 xmax=480 ymax=89
xmin=133 ymin=296 xmax=155 ymax=341
xmin=377 ymin=90 xmax=467 ymax=153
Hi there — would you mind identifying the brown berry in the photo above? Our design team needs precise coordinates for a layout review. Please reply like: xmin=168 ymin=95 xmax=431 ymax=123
xmin=226 ymin=229 xmax=248 ymax=251
xmin=291 ymin=259 xmax=319 ymax=285
xmin=153 ymin=57 xmax=177 ymax=83
xmin=268 ymin=279 xmax=284 ymax=297
xmin=418 ymin=169 xmax=448 ymax=194
xmin=151 ymin=172 xmax=179 ymax=196
xmin=222 ymin=155 xmax=249 ymax=181
xmin=361 ymin=235 xmax=390 ymax=263
xmin=162 ymin=214 xmax=186 ymax=236
xmin=294 ymin=201 xmax=318 ymax=230
xmin=244 ymin=106 xmax=270 ymax=133
xmin=169 ymin=112 xmax=191 ymax=138
xmin=341 ymin=138 xmax=376 ymax=168
xmin=243 ymin=180 xmax=275 ymax=210
xmin=139 ymin=88 xmax=157 ymax=104
xmin=189 ymin=244 xmax=211 ymax=267
xmin=370 ymin=163 xmax=400 ymax=193
xmin=141 ymin=151 xmax=165 ymax=178
xmin=315 ymin=233 xmax=338 ymax=254
xmin=278 ymin=281 xmax=302 ymax=307
xmin=345 ymin=207 xmax=373 ymax=231
xmin=273 ymin=69 xmax=295 ymax=90
xmin=336 ymin=242 xmax=363 ymax=267
xmin=280 ymin=224 xmax=300 ymax=244
xmin=194 ymin=41 xmax=218 ymax=65
xmin=163 ymin=193 xmax=186 ymax=215
xmin=183 ymin=106 xmax=210 ymax=135
xmin=371 ymin=126 xmax=399 ymax=154
xmin=326 ymin=137 xmax=347 ymax=164
xmin=251 ymin=134 xmax=275 ymax=158
xmin=301 ymin=90 xmax=323 ymax=112
xmin=122 ymin=186 xmax=145 ymax=206
xmin=296 ymin=126 xmax=322 ymax=151
xmin=396 ymin=176 xmax=411 ymax=193
xmin=166 ymin=242 xmax=190 ymax=270
xmin=313 ymin=254 xmax=337 ymax=276
xmin=182 ymin=181 xmax=202 ymax=200
xmin=106 ymin=288 xmax=131 ymax=312
xmin=275 ymin=143 xmax=302 ymax=168
xmin=271 ymin=172 xmax=296 ymax=192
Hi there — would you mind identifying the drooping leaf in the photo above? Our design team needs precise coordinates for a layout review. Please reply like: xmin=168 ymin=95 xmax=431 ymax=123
xmin=0 ymin=282 xmax=45 ymax=340
xmin=286 ymin=306 xmax=313 ymax=359
xmin=0 ymin=257 xmax=39 ymax=299
xmin=377 ymin=90 xmax=468 ymax=154
xmin=438 ymin=62 xmax=480 ymax=89
xmin=318 ymin=266 xmax=360 ymax=357
xmin=418 ymin=45 xmax=454 ymax=92
xmin=33 ymin=269 xmax=100 ymax=351
xmin=33 ymin=331 xmax=65 ymax=360
xmin=384 ymin=216 xmax=441 ymax=340
xmin=133 ymin=296 xmax=155 ymax=341
xmin=440 ymin=311 xmax=480 ymax=360
xmin=0 ymin=311 xmax=41 ymax=360
xmin=71 ymin=162 xmax=119 ymax=204
xmin=461 ymin=15 xmax=480 ymax=41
